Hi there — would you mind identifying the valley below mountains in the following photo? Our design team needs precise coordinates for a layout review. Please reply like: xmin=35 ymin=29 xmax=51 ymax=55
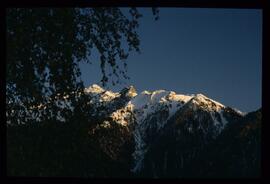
xmin=7 ymin=84 xmax=261 ymax=178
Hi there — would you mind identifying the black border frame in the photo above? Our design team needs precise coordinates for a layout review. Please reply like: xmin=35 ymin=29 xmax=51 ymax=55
xmin=1 ymin=0 xmax=268 ymax=184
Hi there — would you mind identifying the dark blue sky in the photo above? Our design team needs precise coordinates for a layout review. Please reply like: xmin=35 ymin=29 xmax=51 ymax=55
xmin=79 ymin=8 xmax=262 ymax=113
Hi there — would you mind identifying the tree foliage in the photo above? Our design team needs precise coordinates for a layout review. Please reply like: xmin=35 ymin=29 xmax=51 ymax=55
xmin=6 ymin=8 xmax=158 ymax=124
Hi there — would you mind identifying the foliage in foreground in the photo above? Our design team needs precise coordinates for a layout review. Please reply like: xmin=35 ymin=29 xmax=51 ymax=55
xmin=7 ymin=117 xmax=134 ymax=177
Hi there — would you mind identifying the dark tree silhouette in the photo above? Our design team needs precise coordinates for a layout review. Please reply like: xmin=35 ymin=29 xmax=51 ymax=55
xmin=6 ymin=8 xmax=159 ymax=124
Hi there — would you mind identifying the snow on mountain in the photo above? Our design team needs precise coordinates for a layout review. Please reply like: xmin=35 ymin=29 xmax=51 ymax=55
xmin=124 ymin=90 xmax=194 ymax=125
xmin=84 ymin=84 xmax=121 ymax=112
xmin=84 ymin=84 xmax=244 ymax=173
xmin=85 ymin=84 xmax=105 ymax=94
xmin=180 ymin=94 xmax=232 ymax=136
xmin=120 ymin=85 xmax=137 ymax=98
xmin=10 ymin=83 xmax=245 ymax=173
xmin=233 ymin=108 xmax=246 ymax=116
xmin=83 ymin=84 xmax=245 ymax=173
xmin=187 ymin=94 xmax=224 ymax=111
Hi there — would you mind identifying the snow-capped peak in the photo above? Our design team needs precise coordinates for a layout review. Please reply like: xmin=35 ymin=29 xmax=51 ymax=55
xmin=188 ymin=93 xmax=225 ymax=112
xmin=85 ymin=84 xmax=105 ymax=94
xmin=167 ymin=92 xmax=193 ymax=103
xmin=120 ymin=85 xmax=138 ymax=98
xmin=129 ymin=89 xmax=192 ymax=110
xmin=85 ymin=84 xmax=120 ymax=105
xmin=195 ymin=93 xmax=224 ymax=107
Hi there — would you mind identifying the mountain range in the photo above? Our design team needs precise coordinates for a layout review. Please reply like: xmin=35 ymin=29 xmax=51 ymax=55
xmin=84 ymin=84 xmax=261 ymax=178
xmin=7 ymin=84 xmax=261 ymax=178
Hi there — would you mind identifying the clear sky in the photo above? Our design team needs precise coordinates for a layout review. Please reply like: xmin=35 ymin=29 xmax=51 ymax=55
xmin=79 ymin=8 xmax=262 ymax=113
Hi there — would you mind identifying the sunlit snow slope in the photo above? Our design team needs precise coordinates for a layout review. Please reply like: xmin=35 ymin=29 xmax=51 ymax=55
xmin=85 ymin=84 xmax=244 ymax=172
